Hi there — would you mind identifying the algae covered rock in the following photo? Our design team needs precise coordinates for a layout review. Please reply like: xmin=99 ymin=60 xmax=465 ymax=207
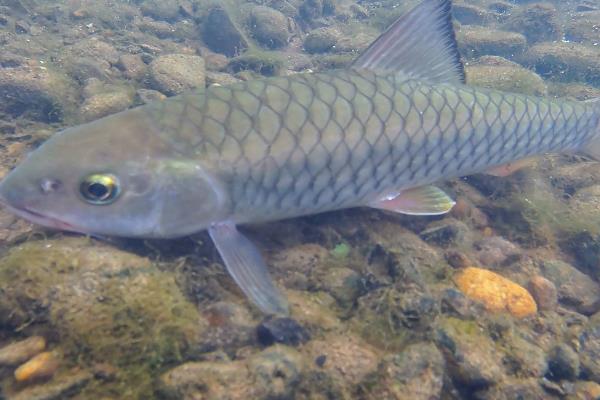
xmin=159 ymin=345 xmax=304 ymax=399
xmin=149 ymin=53 xmax=206 ymax=96
xmin=247 ymin=5 xmax=290 ymax=49
xmin=579 ymin=312 xmax=600 ymax=384
xmin=503 ymin=2 xmax=562 ymax=44
xmin=540 ymin=259 xmax=600 ymax=315
xmin=457 ymin=26 xmax=526 ymax=59
xmin=0 ymin=65 xmax=77 ymax=122
xmin=367 ymin=342 xmax=445 ymax=400
xmin=435 ymin=317 xmax=505 ymax=389
xmin=202 ymin=6 xmax=248 ymax=57
xmin=228 ymin=50 xmax=284 ymax=76
xmin=466 ymin=56 xmax=547 ymax=96
xmin=565 ymin=11 xmax=600 ymax=45
xmin=303 ymin=332 xmax=379 ymax=384
xmin=454 ymin=267 xmax=537 ymax=318
xmin=304 ymin=27 xmax=340 ymax=53
xmin=523 ymin=41 xmax=600 ymax=85
xmin=0 ymin=237 xmax=207 ymax=396
xmin=80 ymin=89 xmax=135 ymax=122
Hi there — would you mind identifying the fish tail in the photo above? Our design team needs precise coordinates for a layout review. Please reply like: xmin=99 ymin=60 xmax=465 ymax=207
xmin=582 ymin=98 xmax=600 ymax=160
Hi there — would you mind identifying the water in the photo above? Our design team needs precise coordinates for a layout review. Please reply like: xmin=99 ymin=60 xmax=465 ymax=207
xmin=0 ymin=0 xmax=600 ymax=399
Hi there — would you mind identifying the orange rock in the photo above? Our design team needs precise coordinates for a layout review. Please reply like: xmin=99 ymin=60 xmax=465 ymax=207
xmin=454 ymin=267 xmax=537 ymax=318
xmin=14 ymin=351 xmax=60 ymax=382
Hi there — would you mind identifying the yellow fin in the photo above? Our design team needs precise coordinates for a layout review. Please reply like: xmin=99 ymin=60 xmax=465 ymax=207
xmin=369 ymin=185 xmax=456 ymax=216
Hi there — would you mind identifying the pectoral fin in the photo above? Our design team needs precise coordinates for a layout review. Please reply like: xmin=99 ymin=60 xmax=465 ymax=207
xmin=369 ymin=185 xmax=456 ymax=215
xmin=209 ymin=222 xmax=289 ymax=315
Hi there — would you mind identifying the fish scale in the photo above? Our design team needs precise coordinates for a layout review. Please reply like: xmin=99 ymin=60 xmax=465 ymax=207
xmin=143 ymin=69 xmax=599 ymax=223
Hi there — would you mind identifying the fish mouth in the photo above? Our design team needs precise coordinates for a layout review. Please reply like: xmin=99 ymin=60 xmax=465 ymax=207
xmin=0 ymin=197 xmax=78 ymax=232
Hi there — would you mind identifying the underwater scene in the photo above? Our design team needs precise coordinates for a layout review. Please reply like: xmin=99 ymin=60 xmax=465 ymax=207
xmin=2 ymin=0 xmax=600 ymax=398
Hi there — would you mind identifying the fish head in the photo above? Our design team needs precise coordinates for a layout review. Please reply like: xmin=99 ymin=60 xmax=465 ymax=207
xmin=0 ymin=109 xmax=228 ymax=238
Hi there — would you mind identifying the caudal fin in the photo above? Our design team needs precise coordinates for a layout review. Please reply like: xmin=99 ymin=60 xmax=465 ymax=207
xmin=582 ymin=98 xmax=600 ymax=160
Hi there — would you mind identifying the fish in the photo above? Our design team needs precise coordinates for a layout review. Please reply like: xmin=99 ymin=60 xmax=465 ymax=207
xmin=1 ymin=0 xmax=599 ymax=315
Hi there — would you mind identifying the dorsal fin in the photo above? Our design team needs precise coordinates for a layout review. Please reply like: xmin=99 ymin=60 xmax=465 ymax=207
xmin=352 ymin=0 xmax=465 ymax=84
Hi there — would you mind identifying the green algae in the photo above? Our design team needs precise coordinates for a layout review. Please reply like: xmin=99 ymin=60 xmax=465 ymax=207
xmin=229 ymin=50 xmax=285 ymax=76
xmin=0 ymin=237 xmax=206 ymax=399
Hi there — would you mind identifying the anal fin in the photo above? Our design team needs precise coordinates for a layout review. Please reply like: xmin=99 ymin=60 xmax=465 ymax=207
xmin=209 ymin=222 xmax=289 ymax=315
xmin=369 ymin=185 xmax=456 ymax=215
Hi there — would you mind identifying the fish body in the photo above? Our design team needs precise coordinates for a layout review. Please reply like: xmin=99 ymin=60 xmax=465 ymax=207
xmin=1 ymin=0 xmax=599 ymax=314
xmin=143 ymin=69 xmax=598 ymax=227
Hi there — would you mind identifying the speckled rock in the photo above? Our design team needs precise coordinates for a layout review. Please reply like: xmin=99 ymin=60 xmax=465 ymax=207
xmin=149 ymin=54 xmax=205 ymax=96
xmin=61 ymin=37 xmax=120 ymax=82
xmin=247 ymin=5 xmax=290 ymax=49
xmin=368 ymin=342 xmax=445 ymax=400
xmin=580 ymin=313 xmax=600 ymax=384
xmin=565 ymin=11 xmax=600 ymax=45
xmin=304 ymin=27 xmax=340 ymax=53
xmin=474 ymin=378 xmax=549 ymax=400
xmin=457 ymin=26 xmax=526 ymax=59
xmin=503 ymin=2 xmax=562 ymax=43
xmin=548 ymin=343 xmax=580 ymax=380
xmin=569 ymin=381 xmax=600 ymax=400
xmin=550 ymin=162 xmax=600 ymax=195
xmin=206 ymin=71 xmax=242 ymax=86
xmin=270 ymin=243 xmax=329 ymax=290
xmin=540 ymin=259 xmax=600 ymax=315
xmin=202 ymin=6 xmax=248 ymax=57
xmin=0 ymin=65 xmax=77 ymax=122
xmin=474 ymin=236 xmax=522 ymax=267
xmin=303 ymin=333 xmax=379 ymax=384
xmin=436 ymin=317 xmax=505 ymax=389
xmin=353 ymin=286 xmax=439 ymax=350
xmin=0 ymin=336 xmax=46 ymax=366
xmin=117 ymin=54 xmax=147 ymax=80
xmin=523 ymin=42 xmax=600 ymax=85
xmin=159 ymin=346 xmax=304 ymax=399
xmin=466 ymin=56 xmax=547 ymax=96
xmin=454 ymin=267 xmax=537 ymax=318
xmin=528 ymin=275 xmax=558 ymax=311
xmin=419 ymin=218 xmax=473 ymax=248
xmin=197 ymin=302 xmax=256 ymax=354
xmin=140 ymin=0 xmax=186 ymax=21
xmin=453 ymin=2 xmax=494 ymax=25
xmin=319 ymin=267 xmax=364 ymax=308
xmin=9 ymin=370 xmax=93 ymax=400
xmin=80 ymin=90 xmax=134 ymax=122
xmin=257 ymin=317 xmax=310 ymax=346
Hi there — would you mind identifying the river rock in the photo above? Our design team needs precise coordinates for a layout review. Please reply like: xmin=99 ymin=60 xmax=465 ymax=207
xmin=149 ymin=53 xmax=205 ymax=96
xmin=304 ymin=27 xmax=340 ymax=53
xmin=540 ymin=259 xmax=600 ymax=315
xmin=579 ymin=313 xmax=600 ymax=383
xmin=503 ymin=2 xmax=562 ymax=43
xmin=457 ymin=26 xmax=526 ymax=59
xmin=368 ymin=342 xmax=445 ymax=400
xmin=547 ymin=343 xmax=580 ymax=380
xmin=0 ymin=65 xmax=77 ymax=122
xmin=528 ymin=275 xmax=558 ymax=311
xmin=202 ymin=6 xmax=248 ymax=57
xmin=466 ymin=56 xmax=547 ymax=96
xmin=454 ymin=267 xmax=537 ymax=318
xmin=0 ymin=336 xmax=46 ymax=366
xmin=80 ymin=89 xmax=134 ymax=122
xmin=435 ymin=317 xmax=505 ymax=389
xmin=565 ymin=11 xmax=600 ymax=45
xmin=523 ymin=42 xmax=600 ymax=85
xmin=247 ymin=5 xmax=290 ymax=49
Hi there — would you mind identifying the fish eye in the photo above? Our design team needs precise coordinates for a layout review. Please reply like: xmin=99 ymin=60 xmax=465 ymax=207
xmin=79 ymin=174 xmax=120 ymax=204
